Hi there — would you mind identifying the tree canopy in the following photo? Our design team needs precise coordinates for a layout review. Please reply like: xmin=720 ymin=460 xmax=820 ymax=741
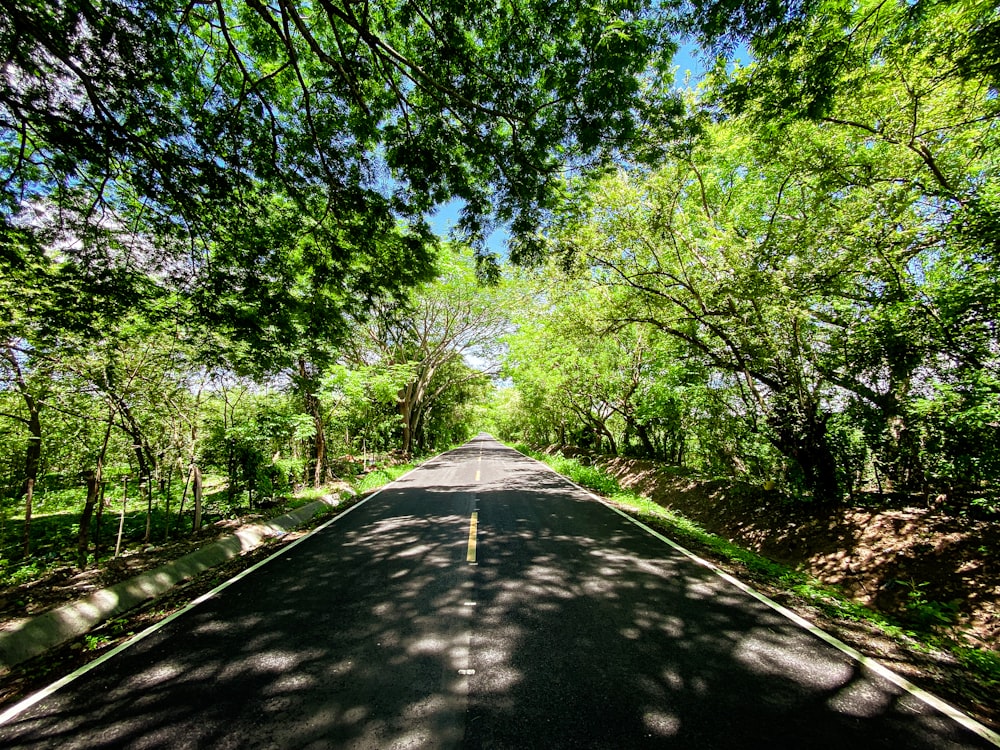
xmin=1 ymin=0 xmax=677 ymax=326
xmin=498 ymin=0 xmax=1000 ymax=504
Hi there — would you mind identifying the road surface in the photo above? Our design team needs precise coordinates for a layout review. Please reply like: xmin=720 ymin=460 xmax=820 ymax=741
xmin=0 ymin=435 xmax=995 ymax=748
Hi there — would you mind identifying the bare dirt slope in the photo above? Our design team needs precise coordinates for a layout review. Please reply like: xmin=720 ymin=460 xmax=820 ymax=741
xmin=589 ymin=452 xmax=1000 ymax=648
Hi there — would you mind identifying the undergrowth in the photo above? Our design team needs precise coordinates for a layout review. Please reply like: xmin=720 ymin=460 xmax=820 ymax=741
xmin=355 ymin=463 xmax=417 ymax=494
xmin=0 ymin=456 xmax=424 ymax=591
xmin=511 ymin=442 xmax=999 ymax=691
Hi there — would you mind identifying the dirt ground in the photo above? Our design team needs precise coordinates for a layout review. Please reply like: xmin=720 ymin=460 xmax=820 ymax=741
xmin=0 ymin=516 xmax=277 ymax=631
xmin=0 ymin=512 xmax=337 ymax=711
xmin=588 ymin=454 xmax=1000 ymax=648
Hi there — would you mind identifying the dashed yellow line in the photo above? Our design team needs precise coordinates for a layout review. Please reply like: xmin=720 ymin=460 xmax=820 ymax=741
xmin=474 ymin=469 xmax=480 ymax=481
xmin=466 ymin=512 xmax=478 ymax=563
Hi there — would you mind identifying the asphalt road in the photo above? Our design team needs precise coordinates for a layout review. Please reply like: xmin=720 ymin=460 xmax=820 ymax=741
xmin=0 ymin=434 xmax=995 ymax=749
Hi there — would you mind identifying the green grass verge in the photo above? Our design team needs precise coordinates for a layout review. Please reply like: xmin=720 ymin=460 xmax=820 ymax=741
xmin=511 ymin=442 xmax=1000 ymax=691
xmin=0 ymin=455 xmax=429 ymax=589
xmin=354 ymin=463 xmax=418 ymax=494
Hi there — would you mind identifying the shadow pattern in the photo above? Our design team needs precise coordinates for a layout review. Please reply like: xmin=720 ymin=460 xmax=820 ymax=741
xmin=0 ymin=436 xmax=991 ymax=749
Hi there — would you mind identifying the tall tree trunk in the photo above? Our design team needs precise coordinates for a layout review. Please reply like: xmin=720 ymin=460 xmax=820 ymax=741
xmin=398 ymin=367 xmax=434 ymax=456
xmin=399 ymin=398 xmax=414 ymax=455
xmin=21 ymin=478 xmax=33 ymax=558
xmin=192 ymin=465 xmax=203 ymax=533
xmin=882 ymin=401 xmax=924 ymax=494
xmin=176 ymin=383 xmax=203 ymax=535
xmin=177 ymin=464 xmax=192 ymax=533
xmin=603 ymin=425 xmax=618 ymax=456
xmin=78 ymin=469 xmax=100 ymax=568
xmin=298 ymin=357 xmax=330 ymax=486
xmin=113 ymin=397 xmax=156 ymax=496
xmin=86 ymin=413 xmax=114 ymax=561
xmin=94 ymin=479 xmax=106 ymax=555
xmin=625 ymin=415 xmax=656 ymax=459
xmin=23 ymin=408 xmax=40 ymax=511
xmin=312 ymin=418 xmax=328 ymax=486
xmin=164 ymin=462 xmax=173 ymax=541
xmin=115 ymin=477 xmax=128 ymax=557
xmin=142 ymin=478 xmax=152 ymax=542
xmin=767 ymin=394 xmax=840 ymax=503
xmin=3 ymin=344 xmax=42 ymax=557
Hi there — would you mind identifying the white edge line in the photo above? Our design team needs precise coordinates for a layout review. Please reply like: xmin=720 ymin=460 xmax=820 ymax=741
xmin=512 ymin=445 xmax=1000 ymax=748
xmin=0 ymin=457 xmax=436 ymax=728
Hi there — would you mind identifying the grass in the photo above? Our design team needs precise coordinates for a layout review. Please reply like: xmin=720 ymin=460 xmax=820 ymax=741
xmin=0 ymin=452 xmax=429 ymax=590
xmin=355 ymin=465 xmax=412 ymax=494
xmin=0 ymin=474 xmax=236 ymax=585
xmin=511 ymin=442 xmax=1000 ymax=691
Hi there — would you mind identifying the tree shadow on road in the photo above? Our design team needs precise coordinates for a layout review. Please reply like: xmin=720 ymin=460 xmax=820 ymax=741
xmin=0 ymin=439 xmax=991 ymax=748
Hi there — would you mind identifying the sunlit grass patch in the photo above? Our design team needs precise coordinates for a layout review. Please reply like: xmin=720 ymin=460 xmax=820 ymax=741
xmin=354 ymin=463 xmax=417 ymax=494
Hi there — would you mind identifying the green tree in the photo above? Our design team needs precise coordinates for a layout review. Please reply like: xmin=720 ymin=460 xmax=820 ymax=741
xmin=346 ymin=247 xmax=516 ymax=454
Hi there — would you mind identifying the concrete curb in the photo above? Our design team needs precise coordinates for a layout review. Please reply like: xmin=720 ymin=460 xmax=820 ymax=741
xmin=0 ymin=495 xmax=345 ymax=673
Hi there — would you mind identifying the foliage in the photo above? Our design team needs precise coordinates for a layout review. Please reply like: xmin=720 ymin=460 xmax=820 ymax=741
xmin=344 ymin=246 xmax=518 ymax=454
xmin=504 ymin=2 xmax=1000 ymax=504
xmin=354 ymin=463 xmax=419 ymax=495
xmin=2 ymin=0 xmax=998 ymax=671
xmin=200 ymin=386 xmax=303 ymax=506
xmin=1 ymin=0 xmax=676 ymax=308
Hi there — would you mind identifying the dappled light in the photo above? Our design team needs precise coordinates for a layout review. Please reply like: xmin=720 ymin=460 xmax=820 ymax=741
xmin=0 ymin=437 xmax=993 ymax=748
xmin=2 ymin=0 xmax=998 ymax=743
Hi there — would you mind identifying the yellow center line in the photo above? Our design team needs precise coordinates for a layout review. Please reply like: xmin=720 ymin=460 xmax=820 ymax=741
xmin=466 ymin=512 xmax=478 ymax=563
xmin=474 ymin=469 xmax=480 ymax=481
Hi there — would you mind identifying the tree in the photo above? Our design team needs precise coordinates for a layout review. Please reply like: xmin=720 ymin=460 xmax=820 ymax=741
xmin=546 ymin=7 xmax=1000 ymax=499
xmin=347 ymin=247 xmax=516 ymax=454
xmin=0 ymin=343 xmax=45 ymax=554
xmin=502 ymin=267 xmax=776 ymax=474
xmin=321 ymin=361 xmax=415 ymax=457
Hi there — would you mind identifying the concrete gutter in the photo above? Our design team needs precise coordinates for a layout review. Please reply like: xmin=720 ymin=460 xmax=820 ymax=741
xmin=0 ymin=494 xmax=345 ymax=673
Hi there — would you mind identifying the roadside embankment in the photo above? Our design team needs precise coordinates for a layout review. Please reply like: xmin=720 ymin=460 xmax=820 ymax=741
xmin=0 ymin=494 xmax=345 ymax=672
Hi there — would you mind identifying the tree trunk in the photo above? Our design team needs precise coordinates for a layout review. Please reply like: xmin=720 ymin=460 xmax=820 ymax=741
xmin=115 ymin=398 xmax=155 ymax=487
xmin=298 ymin=357 xmax=330 ymax=486
xmin=21 ymin=478 xmax=33 ymax=558
xmin=604 ymin=427 xmax=618 ymax=456
xmin=628 ymin=416 xmax=656 ymax=459
xmin=589 ymin=415 xmax=618 ymax=456
xmin=312 ymin=417 xmax=328 ymax=486
xmin=89 ymin=415 xmax=113 ymax=559
xmin=164 ymin=462 xmax=173 ymax=541
xmin=142 ymin=478 xmax=152 ymax=542
xmin=192 ymin=465 xmax=203 ymax=533
xmin=94 ymin=480 xmax=107 ymax=556
xmin=768 ymin=395 xmax=840 ymax=503
xmin=177 ymin=464 xmax=192 ymax=534
xmin=23 ymin=409 xmax=41 ymax=510
xmin=883 ymin=412 xmax=924 ymax=493
xmin=399 ymin=391 xmax=415 ymax=456
xmin=115 ymin=477 xmax=128 ymax=557
xmin=398 ymin=366 xmax=434 ymax=457
xmin=3 ymin=344 xmax=42 ymax=557
xmin=78 ymin=470 xmax=100 ymax=568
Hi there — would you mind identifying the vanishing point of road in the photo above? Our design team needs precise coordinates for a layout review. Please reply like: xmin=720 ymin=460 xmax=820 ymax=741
xmin=0 ymin=435 xmax=996 ymax=749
